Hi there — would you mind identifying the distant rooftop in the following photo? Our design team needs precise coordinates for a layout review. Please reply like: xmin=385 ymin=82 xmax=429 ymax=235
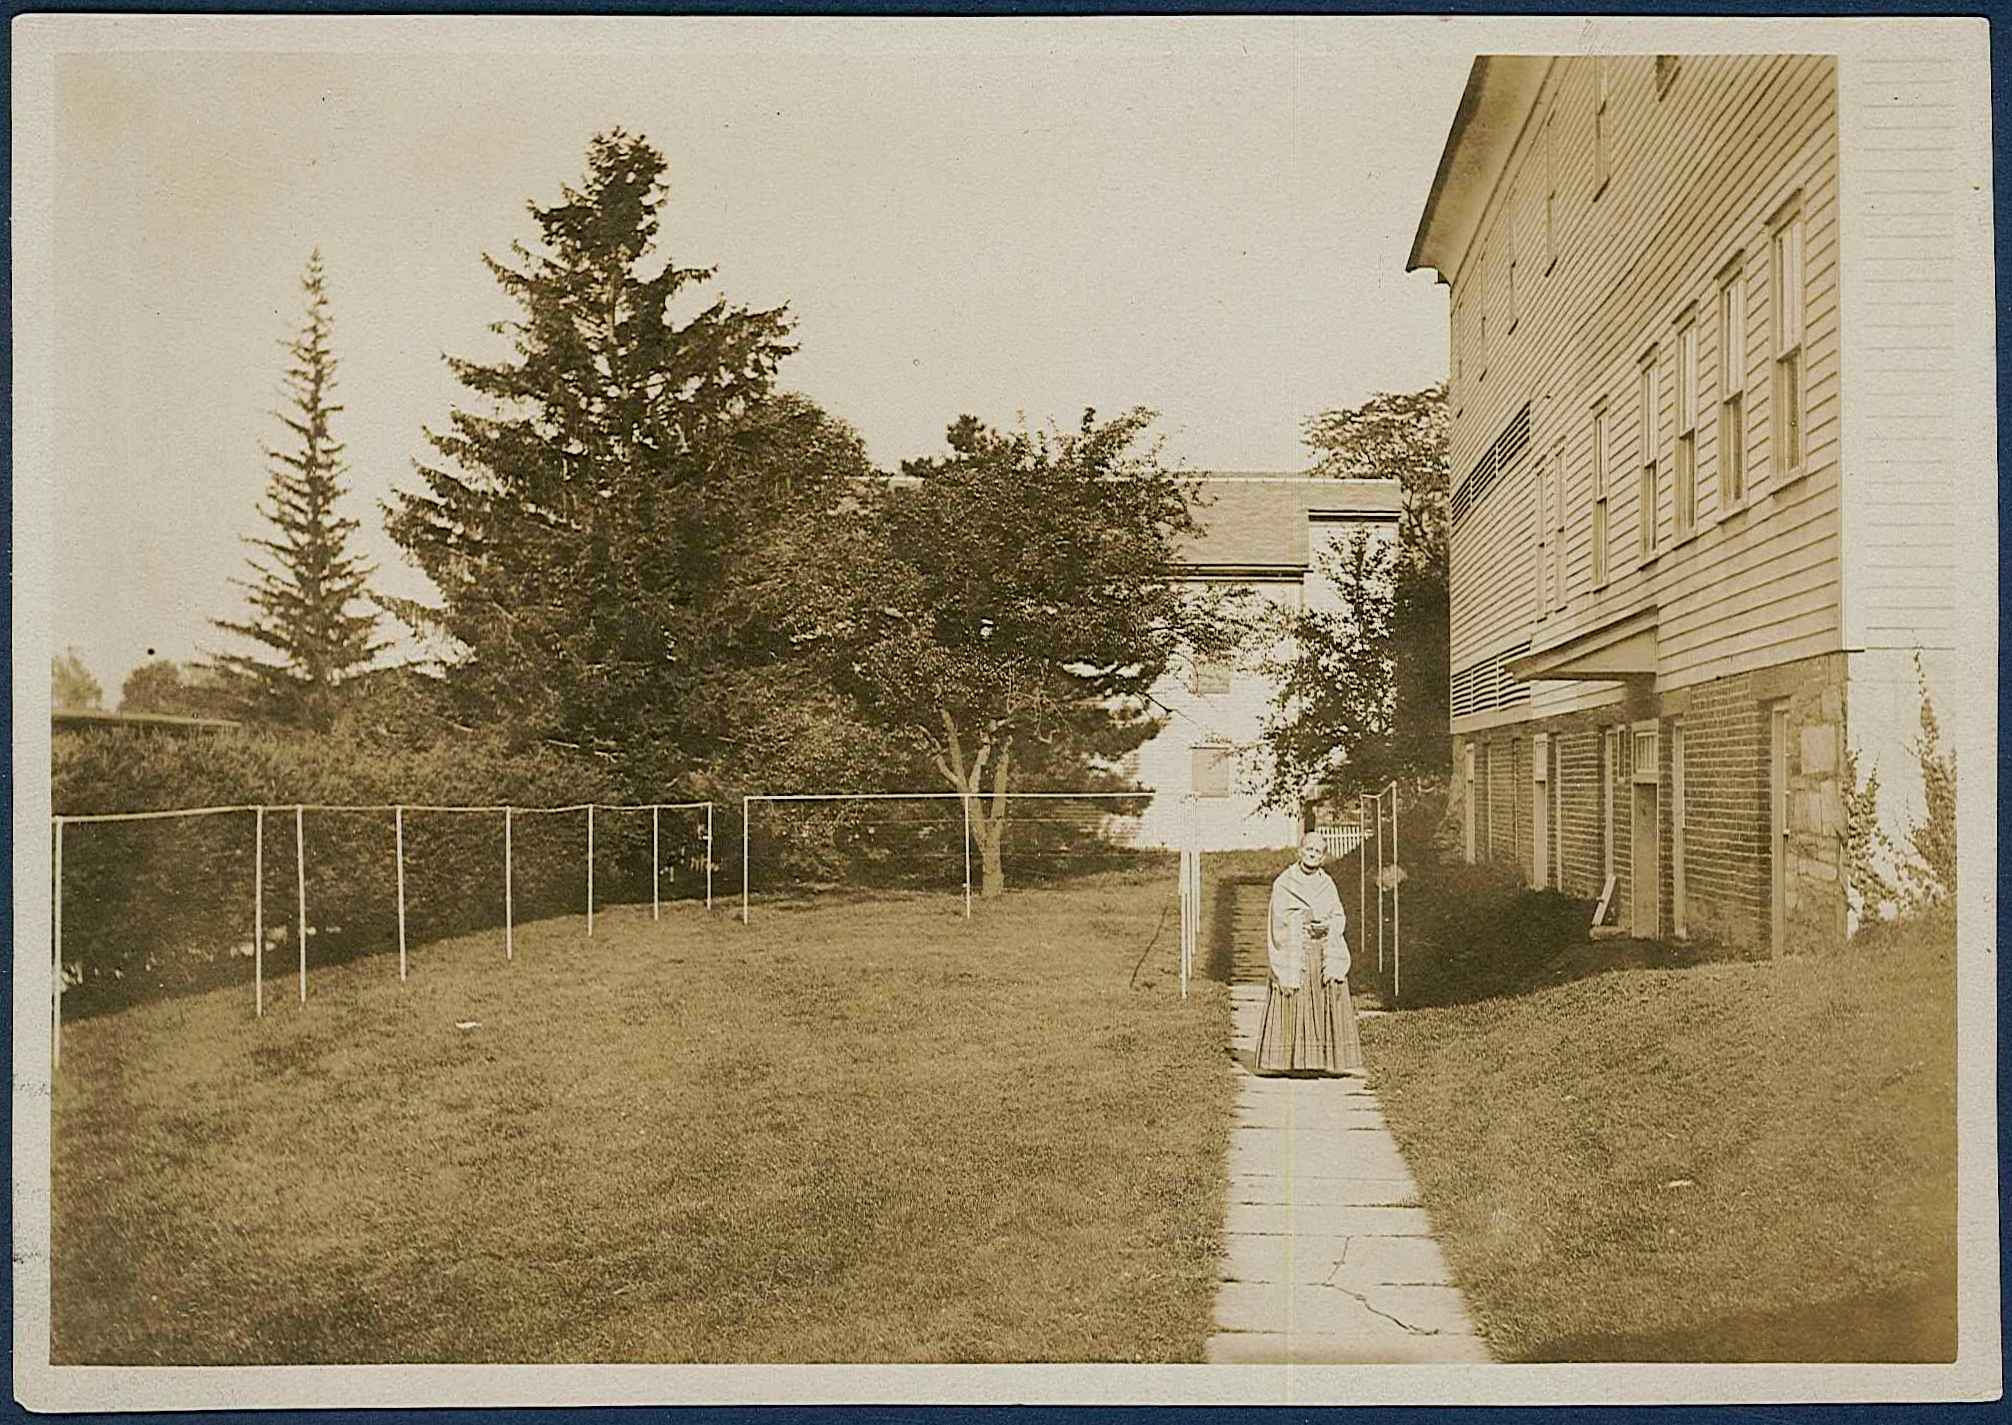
xmin=1178 ymin=472 xmax=1403 ymax=570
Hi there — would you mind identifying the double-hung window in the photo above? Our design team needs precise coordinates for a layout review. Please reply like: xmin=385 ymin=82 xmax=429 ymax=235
xmin=1719 ymin=262 xmax=1747 ymax=507
xmin=1550 ymin=444 xmax=1567 ymax=611
xmin=1638 ymin=351 xmax=1660 ymax=561
xmin=1591 ymin=404 xmax=1610 ymax=587
xmin=1543 ymin=108 xmax=1558 ymax=269
xmin=1675 ymin=313 xmax=1698 ymax=538
xmin=1772 ymin=204 xmax=1806 ymax=478
xmin=1594 ymin=59 xmax=1611 ymax=197
xmin=1532 ymin=461 xmax=1549 ymax=615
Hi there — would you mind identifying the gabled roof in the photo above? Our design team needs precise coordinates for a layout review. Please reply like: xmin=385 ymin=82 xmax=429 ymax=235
xmin=1177 ymin=475 xmax=1403 ymax=572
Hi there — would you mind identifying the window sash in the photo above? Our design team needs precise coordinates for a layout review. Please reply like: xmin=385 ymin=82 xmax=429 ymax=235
xmin=1774 ymin=215 xmax=1805 ymax=355
xmin=1677 ymin=322 xmax=1697 ymax=432
xmin=1639 ymin=358 xmax=1659 ymax=557
xmin=1551 ymin=448 xmax=1567 ymax=609
xmin=1533 ymin=465 xmax=1547 ymax=612
xmin=1544 ymin=111 xmax=1557 ymax=263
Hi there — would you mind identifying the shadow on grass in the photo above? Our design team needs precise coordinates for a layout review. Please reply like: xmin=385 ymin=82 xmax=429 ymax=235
xmin=1519 ymin=1276 xmax=1956 ymax=1362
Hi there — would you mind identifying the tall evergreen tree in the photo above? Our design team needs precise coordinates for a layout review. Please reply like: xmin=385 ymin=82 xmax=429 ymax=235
xmin=210 ymin=250 xmax=383 ymax=729
xmin=385 ymin=130 xmax=803 ymax=761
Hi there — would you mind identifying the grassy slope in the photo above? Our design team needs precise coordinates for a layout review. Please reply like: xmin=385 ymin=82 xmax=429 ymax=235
xmin=53 ymin=871 xmax=1233 ymax=1363
xmin=1362 ymin=913 xmax=1958 ymax=1361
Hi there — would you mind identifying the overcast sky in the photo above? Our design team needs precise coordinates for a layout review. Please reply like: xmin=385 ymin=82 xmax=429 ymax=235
xmin=49 ymin=19 xmax=1470 ymax=694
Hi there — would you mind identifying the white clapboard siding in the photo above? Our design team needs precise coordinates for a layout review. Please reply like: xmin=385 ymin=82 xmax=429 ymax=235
xmin=1442 ymin=56 xmax=1845 ymax=731
xmin=1837 ymin=55 xmax=1962 ymax=652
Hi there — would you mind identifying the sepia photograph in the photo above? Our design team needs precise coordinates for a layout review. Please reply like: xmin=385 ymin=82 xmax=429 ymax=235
xmin=10 ymin=12 xmax=2001 ymax=1409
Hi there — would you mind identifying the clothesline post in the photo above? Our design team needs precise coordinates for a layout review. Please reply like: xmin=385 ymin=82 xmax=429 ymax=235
xmin=962 ymin=795 xmax=972 ymax=920
xmin=395 ymin=805 xmax=408 ymax=982
xmin=651 ymin=804 xmax=661 ymax=922
xmin=586 ymin=804 xmax=595 ymax=937
xmin=254 ymin=807 xmax=265 ymax=1019
xmin=52 ymin=818 xmax=64 ymax=1071
xmin=705 ymin=802 xmax=714 ymax=912
xmin=741 ymin=797 xmax=751 ymax=925
xmin=295 ymin=805 xmax=307 ymax=1003
xmin=504 ymin=807 xmax=514 ymax=962
xmin=1391 ymin=784 xmax=1402 ymax=1005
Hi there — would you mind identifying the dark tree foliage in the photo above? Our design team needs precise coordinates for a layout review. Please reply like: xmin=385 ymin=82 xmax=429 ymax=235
xmin=118 ymin=660 xmax=233 ymax=719
xmin=209 ymin=250 xmax=384 ymax=730
xmin=1258 ymin=385 xmax=1452 ymax=810
xmin=385 ymin=131 xmax=855 ymax=787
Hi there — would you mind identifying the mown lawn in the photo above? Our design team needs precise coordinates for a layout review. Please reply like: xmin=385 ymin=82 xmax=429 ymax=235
xmin=52 ymin=870 xmax=1233 ymax=1363
xmin=1363 ymin=911 xmax=1958 ymax=1362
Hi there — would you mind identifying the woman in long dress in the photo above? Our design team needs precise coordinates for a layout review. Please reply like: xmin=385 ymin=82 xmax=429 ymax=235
xmin=1254 ymin=831 xmax=1366 ymax=1077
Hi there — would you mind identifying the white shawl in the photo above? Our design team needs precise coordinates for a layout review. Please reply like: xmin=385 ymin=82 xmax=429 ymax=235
xmin=1266 ymin=862 xmax=1349 ymax=991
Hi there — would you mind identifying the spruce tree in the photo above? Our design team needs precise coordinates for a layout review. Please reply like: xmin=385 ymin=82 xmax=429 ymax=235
xmin=385 ymin=130 xmax=799 ymax=754
xmin=210 ymin=250 xmax=383 ymax=729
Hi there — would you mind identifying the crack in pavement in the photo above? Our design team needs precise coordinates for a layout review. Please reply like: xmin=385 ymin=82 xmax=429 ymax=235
xmin=1314 ymin=1280 xmax=1443 ymax=1337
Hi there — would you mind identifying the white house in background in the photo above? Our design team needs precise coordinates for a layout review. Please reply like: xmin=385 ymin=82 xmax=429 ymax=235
xmin=1129 ymin=473 xmax=1403 ymax=851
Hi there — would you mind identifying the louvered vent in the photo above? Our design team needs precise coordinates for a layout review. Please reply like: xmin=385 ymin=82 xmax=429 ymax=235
xmin=1448 ymin=640 xmax=1533 ymax=718
xmin=1449 ymin=403 xmax=1532 ymax=527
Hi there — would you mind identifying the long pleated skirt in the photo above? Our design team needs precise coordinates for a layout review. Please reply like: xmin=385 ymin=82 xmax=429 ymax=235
xmin=1254 ymin=936 xmax=1366 ymax=1077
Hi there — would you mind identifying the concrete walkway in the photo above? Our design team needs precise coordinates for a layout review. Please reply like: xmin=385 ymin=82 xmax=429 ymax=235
xmin=1206 ymin=982 xmax=1492 ymax=1364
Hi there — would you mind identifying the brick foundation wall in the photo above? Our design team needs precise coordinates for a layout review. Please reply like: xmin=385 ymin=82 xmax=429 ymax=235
xmin=1452 ymin=650 xmax=1849 ymax=954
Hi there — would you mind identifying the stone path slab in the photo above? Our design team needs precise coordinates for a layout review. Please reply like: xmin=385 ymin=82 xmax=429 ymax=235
xmin=1206 ymin=983 xmax=1491 ymax=1364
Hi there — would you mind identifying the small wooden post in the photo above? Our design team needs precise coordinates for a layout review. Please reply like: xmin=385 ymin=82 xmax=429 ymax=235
xmin=52 ymin=818 xmax=64 ymax=1071
xmin=962 ymin=794 xmax=972 ymax=920
xmin=652 ymin=805 xmax=661 ymax=922
xmin=254 ymin=807 xmax=265 ymax=1018
xmin=587 ymin=804 xmax=595 ymax=937
xmin=1392 ymin=787 xmax=1402 ymax=1005
xmin=504 ymin=807 xmax=514 ymax=961
xmin=295 ymin=806 xmax=307 ymax=1003
xmin=741 ymin=798 xmax=751 ymax=925
xmin=395 ymin=805 xmax=408 ymax=981
xmin=705 ymin=802 xmax=714 ymax=911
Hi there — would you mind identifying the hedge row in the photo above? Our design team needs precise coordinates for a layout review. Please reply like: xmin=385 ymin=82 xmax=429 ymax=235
xmin=51 ymin=726 xmax=1154 ymax=1014
xmin=51 ymin=727 xmax=667 ymax=1015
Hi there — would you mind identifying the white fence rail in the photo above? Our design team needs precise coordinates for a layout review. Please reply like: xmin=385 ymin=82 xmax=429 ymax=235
xmin=50 ymin=798 xmax=714 ymax=1068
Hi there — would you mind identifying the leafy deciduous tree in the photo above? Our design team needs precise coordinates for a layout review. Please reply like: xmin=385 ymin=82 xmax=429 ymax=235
xmin=771 ymin=409 xmax=1232 ymax=896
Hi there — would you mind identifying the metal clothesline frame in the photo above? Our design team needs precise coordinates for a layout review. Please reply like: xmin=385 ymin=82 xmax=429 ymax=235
xmin=49 ymin=798 xmax=715 ymax=1069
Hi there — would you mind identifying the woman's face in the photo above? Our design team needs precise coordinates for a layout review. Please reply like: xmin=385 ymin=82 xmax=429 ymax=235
xmin=1299 ymin=835 xmax=1325 ymax=872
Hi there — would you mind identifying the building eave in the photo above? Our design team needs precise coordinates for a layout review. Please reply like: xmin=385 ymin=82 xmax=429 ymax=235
xmin=1505 ymin=606 xmax=1660 ymax=683
xmin=1407 ymin=56 xmax=1554 ymax=282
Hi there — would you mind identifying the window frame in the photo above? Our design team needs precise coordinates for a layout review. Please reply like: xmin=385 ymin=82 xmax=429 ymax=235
xmin=1637 ymin=348 xmax=1660 ymax=564
xmin=1594 ymin=58 xmax=1612 ymax=199
xmin=1543 ymin=106 xmax=1558 ymax=272
xmin=1549 ymin=443 xmax=1568 ymax=612
xmin=1771 ymin=200 xmax=1807 ymax=483
xmin=1533 ymin=459 xmax=1549 ymax=618
xmin=1591 ymin=402 xmax=1611 ymax=588
xmin=1189 ymin=659 xmax=1232 ymax=696
xmin=1675 ymin=309 xmax=1699 ymax=540
xmin=1718 ymin=256 xmax=1749 ymax=515
xmin=1190 ymin=744 xmax=1235 ymax=799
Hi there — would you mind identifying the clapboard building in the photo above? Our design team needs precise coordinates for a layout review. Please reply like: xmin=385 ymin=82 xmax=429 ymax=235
xmin=1407 ymin=53 xmax=1985 ymax=950
xmin=1129 ymin=474 xmax=1402 ymax=851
